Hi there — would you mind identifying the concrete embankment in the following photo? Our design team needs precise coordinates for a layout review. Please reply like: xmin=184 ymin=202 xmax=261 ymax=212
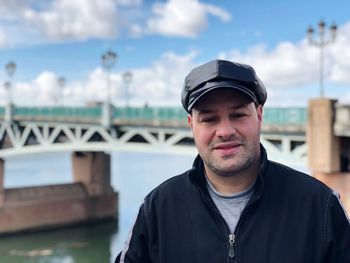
xmin=0 ymin=183 xmax=118 ymax=235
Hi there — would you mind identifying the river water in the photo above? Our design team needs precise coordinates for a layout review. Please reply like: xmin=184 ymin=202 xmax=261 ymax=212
xmin=0 ymin=151 xmax=195 ymax=263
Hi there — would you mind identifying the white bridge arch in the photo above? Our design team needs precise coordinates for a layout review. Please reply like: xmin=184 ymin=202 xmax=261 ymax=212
xmin=0 ymin=121 xmax=307 ymax=167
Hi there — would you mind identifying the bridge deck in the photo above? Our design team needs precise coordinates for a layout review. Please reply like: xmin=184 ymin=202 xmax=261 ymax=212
xmin=0 ymin=106 xmax=307 ymax=130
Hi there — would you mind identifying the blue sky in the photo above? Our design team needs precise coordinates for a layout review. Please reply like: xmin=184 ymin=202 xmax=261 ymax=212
xmin=0 ymin=0 xmax=350 ymax=107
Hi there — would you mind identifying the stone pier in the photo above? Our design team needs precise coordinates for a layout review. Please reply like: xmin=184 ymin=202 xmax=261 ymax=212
xmin=0 ymin=152 xmax=118 ymax=235
xmin=307 ymin=99 xmax=341 ymax=173
xmin=308 ymin=98 xmax=350 ymax=215
xmin=0 ymin=159 xmax=4 ymax=207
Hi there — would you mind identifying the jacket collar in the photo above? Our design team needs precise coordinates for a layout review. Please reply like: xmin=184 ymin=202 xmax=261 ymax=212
xmin=189 ymin=144 xmax=269 ymax=201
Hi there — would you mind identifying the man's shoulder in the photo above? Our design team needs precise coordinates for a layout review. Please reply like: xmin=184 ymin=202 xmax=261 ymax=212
xmin=144 ymin=169 xmax=195 ymax=202
xmin=266 ymin=160 xmax=332 ymax=196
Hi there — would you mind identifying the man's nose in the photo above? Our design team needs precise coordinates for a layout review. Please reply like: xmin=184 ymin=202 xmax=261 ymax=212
xmin=216 ymin=119 xmax=237 ymax=139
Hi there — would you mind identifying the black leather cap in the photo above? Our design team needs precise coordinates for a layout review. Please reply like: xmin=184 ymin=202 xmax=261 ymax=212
xmin=181 ymin=59 xmax=267 ymax=112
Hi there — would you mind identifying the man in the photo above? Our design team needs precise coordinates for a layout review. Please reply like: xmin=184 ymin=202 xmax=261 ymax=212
xmin=116 ymin=59 xmax=350 ymax=263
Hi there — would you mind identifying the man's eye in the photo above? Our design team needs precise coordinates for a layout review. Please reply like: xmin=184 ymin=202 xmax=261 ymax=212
xmin=201 ymin=117 xmax=216 ymax=123
xmin=232 ymin=113 xmax=247 ymax=118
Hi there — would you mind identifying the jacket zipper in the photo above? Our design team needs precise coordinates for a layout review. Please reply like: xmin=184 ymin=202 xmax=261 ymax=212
xmin=203 ymin=196 xmax=236 ymax=263
xmin=199 ymin=181 xmax=264 ymax=263
xmin=228 ymin=234 xmax=235 ymax=259
xmin=232 ymin=183 xmax=264 ymax=263
xmin=191 ymin=148 xmax=267 ymax=263
xmin=204 ymin=189 xmax=263 ymax=262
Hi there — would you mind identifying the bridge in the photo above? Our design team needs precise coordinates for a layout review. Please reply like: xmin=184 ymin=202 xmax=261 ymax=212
xmin=0 ymin=104 xmax=308 ymax=166
xmin=1 ymin=99 xmax=350 ymax=234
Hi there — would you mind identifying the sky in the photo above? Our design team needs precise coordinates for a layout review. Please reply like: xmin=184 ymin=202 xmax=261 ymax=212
xmin=0 ymin=0 xmax=350 ymax=108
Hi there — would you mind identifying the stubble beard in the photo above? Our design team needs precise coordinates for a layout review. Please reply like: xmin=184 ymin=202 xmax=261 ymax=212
xmin=204 ymin=141 xmax=260 ymax=178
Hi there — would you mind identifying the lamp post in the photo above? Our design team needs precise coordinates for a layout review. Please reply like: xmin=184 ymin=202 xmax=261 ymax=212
xmin=123 ymin=71 xmax=132 ymax=107
xmin=101 ymin=50 xmax=117 ymax=106
xmin=101 ymin=50 xmax=117 ymax=127
xmin=58 ymin=76 xmax=66 ymax=106
xmin=307 ymin=19 xmax=337 ymax=98
xmin=4 ymin=81 xmax=11 ymax=103
xmin=5 ymin=61 xmax=16 ymax=105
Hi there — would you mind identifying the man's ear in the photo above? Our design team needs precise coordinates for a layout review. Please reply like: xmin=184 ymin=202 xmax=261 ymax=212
xmin=187 ymin=113 xmax=193 ymax=130
xmin=257 ymin=105 xmax=263 ymax=129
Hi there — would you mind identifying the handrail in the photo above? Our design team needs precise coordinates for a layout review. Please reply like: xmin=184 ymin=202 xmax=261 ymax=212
xmin=0 ymin=106 xmax=307 ymax=126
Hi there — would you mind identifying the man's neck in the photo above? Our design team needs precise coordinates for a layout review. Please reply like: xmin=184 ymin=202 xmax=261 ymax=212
xmin=204 ymin=162 xmax=259 ymax=195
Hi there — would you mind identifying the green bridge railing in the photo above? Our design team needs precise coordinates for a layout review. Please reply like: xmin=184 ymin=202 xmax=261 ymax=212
xmin=13 ymin=106 xmax=102 ymax=119
xmin=0 ymin=106 xmax=307 ymax=127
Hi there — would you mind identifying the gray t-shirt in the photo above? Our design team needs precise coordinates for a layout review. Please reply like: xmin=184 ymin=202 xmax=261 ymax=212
xmin=206 ymin=177 xmax=255 ymax=233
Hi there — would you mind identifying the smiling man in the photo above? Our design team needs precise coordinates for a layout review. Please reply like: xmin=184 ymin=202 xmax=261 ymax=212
xmin=116 ymin=59 xmax=350 ymax=263
xmin=189 ymin=88 xmax=262 ymax=195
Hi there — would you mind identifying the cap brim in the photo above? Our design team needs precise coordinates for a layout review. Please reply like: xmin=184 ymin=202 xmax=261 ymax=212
xmin=187 ymin=80 xmax=258 ymax=112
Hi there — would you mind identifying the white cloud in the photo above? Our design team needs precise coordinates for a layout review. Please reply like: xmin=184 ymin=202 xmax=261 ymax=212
xmin=22 ymin=0 xmax=120 ymax=41
xmin=218 ymin=21 xmax=350 ymax=105
xmin=5 ymin=50 xmax=198 ymax=107
xmin=0 ymin=0 xmax=145 ymax=44
xmin=13 ymin=71 xmax=60 ymax=105
xmin=144 ymin=0 xmax=231 ymax=38
xmin=129 ymin=50 xmax=198 ymax=105
xmin=84 ymin=50 xmax=198 ymax=107
xmin=218 ymin=42 xmax=318 ymax=89
xmin=117 ymin=0 xmax=142 ymax=6
xmin=3 ymin=20 xmax=350 ymax=107
xmin=0 ymin=28 xmax=7 ymax=47
xmin=328 ymin=22 xmax=350 ymax=84
xmin=0 ymin=0 xmax=231 ymax=44
xmin=0 ymin=0 xmax=27 ymax=19
xmin=129 ymin=24 xmax=144 ymax=38
xmin=204 ymin=3 xmax=231 ymax=22
xmin=0 ymin=0 xmax=30 ymax=46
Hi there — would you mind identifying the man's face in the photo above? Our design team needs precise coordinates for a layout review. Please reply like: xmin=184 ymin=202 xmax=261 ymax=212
xmin=188 ymin=88 xmax=263 ymax=178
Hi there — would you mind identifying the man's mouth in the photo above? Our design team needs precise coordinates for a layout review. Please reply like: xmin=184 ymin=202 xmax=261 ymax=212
xmin=213 ymin=142 xmax=241 ymax=149
xmin=212 ymin=142 xmax=242 ymax=155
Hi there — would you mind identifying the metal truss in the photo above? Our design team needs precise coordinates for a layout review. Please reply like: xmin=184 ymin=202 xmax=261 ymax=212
xmin=0 ymin=121 xmax=196 ymax=157
xmin=0 ymin=121 xmax=307 ymax=166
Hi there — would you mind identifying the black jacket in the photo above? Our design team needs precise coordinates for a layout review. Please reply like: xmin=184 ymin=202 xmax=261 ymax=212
xmin=116 ymin=146 xmax=350 ymax=263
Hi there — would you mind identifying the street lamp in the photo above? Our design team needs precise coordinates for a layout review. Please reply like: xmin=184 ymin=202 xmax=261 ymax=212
xmin=307 ymin=19 xmax=337 ymax=98
xmin=101 ymin=50 xmax=117 ymax=106
xmin=123 ymin=71 xmax=132 ymax=107
xmin=5 ymin=61 xmax=16 ymax=104
xmin=58 ymin=76 xmax=66 ymax=106
xmin=4 ymin=81 xmax=11 ymax=99
xmin=101 ymin=50 xmax=117 ymax=127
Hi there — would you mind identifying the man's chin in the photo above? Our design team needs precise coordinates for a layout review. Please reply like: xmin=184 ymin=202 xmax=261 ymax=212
xmin=209 ymin=163 xmax=242 ymax=177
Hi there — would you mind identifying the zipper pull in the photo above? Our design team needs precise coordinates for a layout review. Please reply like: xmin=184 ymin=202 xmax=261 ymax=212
xmin=228 ymin=234 xmax=235 ymax=258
